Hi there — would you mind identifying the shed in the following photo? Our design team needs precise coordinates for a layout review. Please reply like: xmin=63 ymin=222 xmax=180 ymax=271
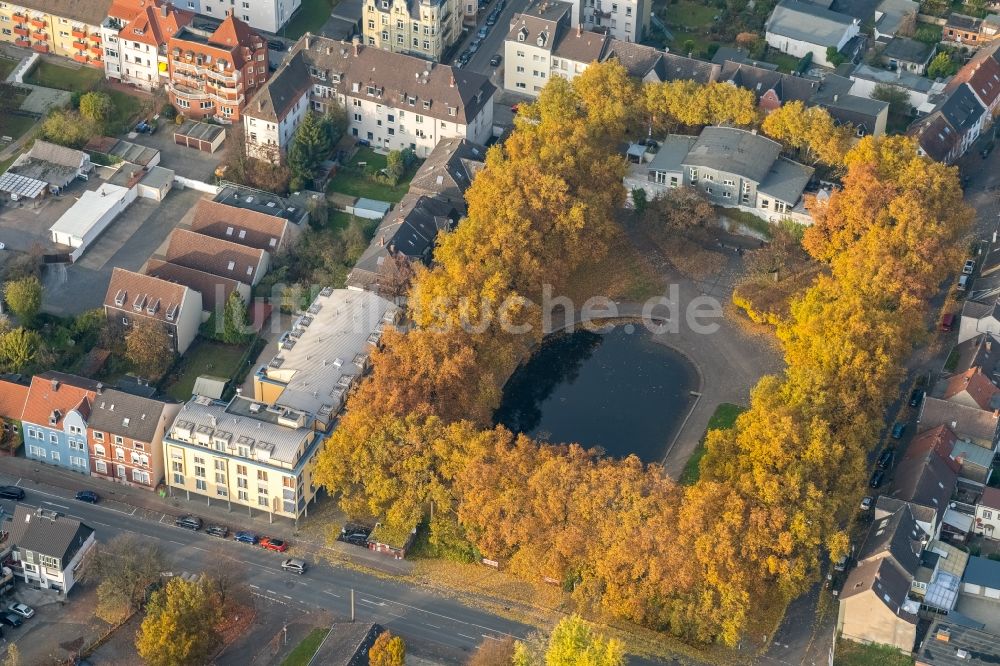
xmin=347 ymin=197 xmax=392 ymax=220
xmin=367 ymin=521 xmax=417 ymax=559
xmin=192 ymin=375 xmax=228 ymax=400
xmin=0 ymin=171 xmax=47 ymax=204
xmin=174 ymin=121 xmax=226 ymax=153
xmin=138 ymin=166 xmax=175 ymax=201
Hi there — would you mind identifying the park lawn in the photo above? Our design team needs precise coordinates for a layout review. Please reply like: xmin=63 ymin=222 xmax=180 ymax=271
xmin=282 ymin=0 xmax=337 ymax=40
xmin=0 ymin=56 xmax=18 ymax=81
xmin=163 ymin=339 xmax=249 ymax=402
xmin=0 ymin=114 xmax=37 ymax=142
xmin=833 ymin=639 xmax=914 ymax=666
xmin=281 ymin=627 xmax=330 ymax=666
xmin=326 ymin=147 xmax=416 ymax=202
xmin=680 ymin=403 xmax=746 ymax=485
xmin=25 ymin=61 xmax=103 ymax=92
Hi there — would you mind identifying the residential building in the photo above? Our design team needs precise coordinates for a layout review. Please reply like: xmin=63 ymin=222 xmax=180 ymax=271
xmin=7 ymin=505 xmax=95 ymax=593
xmin=950 ymin=438 xmax=994 ymax=486
xmin=764 ymin=0 xmax=861 ymax=68
xmin=848 ymin=63 xmax=946 ymax=115
xmin=872 ymin=0 xmax=918 ymax=40
xmin=21 ymin=372 xmax=99 ymax=474
xmin=164 ymin=228 xmax=270 ymax=286
xmin=361 ymin=0 xmax=463 ymax=62
xmin=103 ymin=267 xmax=203 ymax=353
xmin=624 ymin=127 xmax=814 ymax=225
xmin=943 ymin=12 xmax=1000 ymax=49
xmin=0 ymin=0 xmax=108 ymax=64
xmin=916 ymin=622 xmax=1000 ymax=666
xmin=936 ymin=367 xmax=1000 ymax=411
xmin=918 ymin=397 xmax=999 ymax=450
xmin=961 ymin=555 xmax=1000 ymax=602
xmin=243 ymin=34 xmax=495 ymax=160
xmin=945 ymin=42 xmax=1000 ymax=117
xmin=880 ymin=36 xmax=935 ymax=75
xmin=87 ymin=389 xmax=179 ymax=490
xmin=101 ymin=0 xmax=193 ymax=90
xmin=947 ymin=332 xmax=1000 ymax=376
xmin=253 ymin=288 xmax=398 ymax=431
xmin=911 ymin=540 xmax=968 ymax=612
xmin=890 ymin=425 xmax=960 ymax=539
xmin=145 ymin=259 xmax=251 ymax=319
xmin=0 ymin=377 xmax=29 ymax=449
xmin=579 ymin=0 xmax=650 ymax=43
xmin=163 ymin=395 xmax=323 ymax=522
xmin=189 ymin=198 xmax=303 ymax=253
xmin=910 ymin=83 xmax=988 ymax=163
xmin=213 ymin=183 xmax=312 ymax=227
xmin=974 ymin=487 xmax=1000 ymax=539
xmin=960 ymin=301 xmax=1000 ymax=345
xmin=166 ymin=12 xmax=269 ymax=122
xmin=406 ymin=137 xmax=484 ymax=212
xmin=181 ymin=0 xmax=300 ymax=33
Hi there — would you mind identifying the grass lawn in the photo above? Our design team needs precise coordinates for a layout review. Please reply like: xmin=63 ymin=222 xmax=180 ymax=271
xmin=766 ymin=50 xmax=805 ymax=74
xmin=282 ymin=0 xmax=337 ymax=40
xmin=0 ymin=152 xmax=19 ymax=174
xmin=105 ymin=88 xmax=146 ymax=134
xmin=163 ymin=339 xmax=250 ymax=402
xmin=0 ymin=113 xmax=38 ymax=142
xmin=667 ymin=0 xmax=718 ymax=27
xmin=0 ymin=56 xmax=18 ymax=81
xmin=25 ymin=61 xmax=103 ymax=92
xmin=680 ymin=403 xmax=745 ymax=485
xmin=281 ymin=627 xmax=330 ymax=666
xmin=834 ymin=639 xmax=914 ymax=666
xmin=326 ymin=147 xmax=416 ymax=203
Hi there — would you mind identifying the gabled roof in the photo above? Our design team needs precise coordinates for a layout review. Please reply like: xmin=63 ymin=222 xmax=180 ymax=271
xmin=88 ymin=388 xmax=170 ymax=442
xmin=407 ymin=138 xmax=485 ymax=211
xmin=104 ymin=267 xmax=193 ymax=324
xmin=0 ymin=378 xmax=29 ymax=422
xmin=963 ymin=555 xmax=1000 ymax=589
xmin=757 ymin=156 xmax=814 ymax=205
xmin=939 ymin=367 xmax=1000 ymax=410
xmin=765 ymin=0 xmax=857 ymax=47
xmin=908 ymin=109 xmax=961 ymax=162
xmin=980 ymin=486 xmax=1000 ymax=511
xmin=145 ymin=259 xmax=244 ymax=314
xmin=840 ymin=557 xmax=919 ymax=624
xmin=655 ymin=50 xmax=721 ymax=84
xmin=189 ymin=199 xmax=290 ymax=252
xmin=947 ymin=43 xmax=1000 ymax=108
xmin=165 ymin=229 xmax=266 ymax=283
xmin=883 ymin=36 xmax=935 ymax=65
xmin=684 ymin=126 xmax=783 ymax=184
xmin=950 ymin=333 xmax=1000 ymax=376
xmin=919 ymin=396 xmax=1000 ymax=444
xmin=118 ymin=0 xmax=194 ymax=48
xmin=22 ymin=372 xmax=100 ymax=429
xmin=718 ymin=61 xmax=818 ymax=104
xmin=552 ymin=27 xmax=608 ymax=64
xmin=26 ymin=141 xmax=86 ymax=170
xmin=858 ymin=503 xmax=926 ymax=577
xmin=207 ymin=12 xmax=257 ymax=48
xmin=604 ymin=40 xmax=672 ymax=79
xmin=946 ymin=12 xmax=981 ymax=31
xmin=8 ymin=505 xmax=93 ymax=564
xmin=506 ymin=1 xmax=570 ymax=52
xmin=940 ymin=84 xmax=987 ymax=134
xmin=246 ymin=50 xmax=313 ymax=123
xmin=891 ymin=433 xmax=959 ymax=523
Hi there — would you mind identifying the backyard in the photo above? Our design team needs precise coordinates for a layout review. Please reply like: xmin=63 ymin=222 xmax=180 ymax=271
xmin=833 ymin=639 xmax=914 ymax=666
xmin=1 ymin=113 xmax=36 ymax=142
xmin=25 ymin=61 xmax=104 ymax=92
xmin=0 ymin=55 xmax=17 ymax=81
xmin=282 ymin=0 xmax=337 ymax=40
xmin=680 ymin=402 xmax=745 ymax=485
xmin=162 ymin=339 xmax=252 ymax=401
xmin=326 ymin=147 xmax=418 ymax=203
xmin=661 ymin=0 xmax=719 ymax=55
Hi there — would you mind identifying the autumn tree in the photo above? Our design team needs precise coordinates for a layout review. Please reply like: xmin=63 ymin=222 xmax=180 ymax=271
xmin=79 ymin=534 xmax=166 ymax=623
xmin=368 ymin=631 xmax=405 ymax=666
xmin=469 ymin=636 xmax=518 ymax=666
xmin=0 ymin=328 xmax=41 ymax=373
xmin=3 ymin=643 xmax=19 ymax=666
xmin=39 ymin=110 xmax=94 ymax=148
xmin=643 ymin=80 xmax=758 ymax=133
xmin=4 ymin=276 xmax=42 ymax=325
xmin=136 ymin=576 xmax=222 ymax=666
xmin=762 ymin=101 xmax=853 ymax=166
xmin=538 ymin=616 xmax=625 ymax=666
xmin=927 ymin=51 xmax=958 ymax=78
xmin=125 ymin=318 xmax=174 ymax=379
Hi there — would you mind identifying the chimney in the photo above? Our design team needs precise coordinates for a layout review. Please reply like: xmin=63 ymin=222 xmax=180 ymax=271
xmin=352 ymin=34 xmax=362 ymax=56
xmin=305 ymin=32 xmax=312 ymax=50
xmin=450 ymin=74 xmax=455 ymax=87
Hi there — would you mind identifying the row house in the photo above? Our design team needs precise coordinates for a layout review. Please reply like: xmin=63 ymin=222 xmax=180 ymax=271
xmin=101 ymin=0 xmax=194 ymax=91
xmin=362 ymin=0 xmax=464 ymax=62
xmin=21 ymin=372 xmax=100 ymax=474
xmin=943 ymin=11 xmax=1000 ymax=49
xmin=103 ymin=267 xmax=203 ymax=354
xmin=0 ymin=0 xmax=107 ymax=65
xmin=243 ymin=33 xmax=496 ymax=160
xmin=910 ymin=83 xmax=988 ymax=164
xmin=975 ymin=487 xmax=1000 ymax=540
xmin=166 ymin=11 xmax=269 ymax=122
xmin=0 ymin=377 xmax=29 ymax=449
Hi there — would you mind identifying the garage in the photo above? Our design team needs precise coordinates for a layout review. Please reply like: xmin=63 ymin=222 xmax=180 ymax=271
xmin=173 ymin=120 xmax=226 ymax=153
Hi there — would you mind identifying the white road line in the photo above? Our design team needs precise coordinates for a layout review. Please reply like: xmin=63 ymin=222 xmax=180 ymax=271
xmin=322 ymin=590 xmax=341 ymax=598
xmin=283 ymin=595 xmax=292 ymax=600
xmin=358 ymin=598 xmax=379 ymax=606
xmin=356 ymin=591 xmax=518 ymax=638
xmin=166 ymin=539 xmax=184 ymax=546
xmin=424 ymin=623 xmax=440 ymax=629
xmin=265 ymin=589 xmax=277 ymax=595
xmin=42 ymin=501 xmax=69 ymax=509
xmin=249 ymin=584 xmax=260 ymax=589
xmin=457 ymin=633 xmax=476 ymax=640
xmin=14 ymin=478 xmax=21 ymax=487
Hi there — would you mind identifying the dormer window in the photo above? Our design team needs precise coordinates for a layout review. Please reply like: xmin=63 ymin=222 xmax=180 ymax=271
xmin=518 ymin=27 xmax=527 ymax=42
xmin=367 ymin=85 xmax=376 ymax=95
xmin=537 ymin=31 xmax=547 ymax=47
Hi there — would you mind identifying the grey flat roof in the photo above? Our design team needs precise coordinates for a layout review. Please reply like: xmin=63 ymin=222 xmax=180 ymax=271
xmin=757 ymin=156 xmax=814 ymax=204
xmin=647 ymin=135 xmax=698 ymax=173
xmin=684 ymin=127 xmax=782 ymax=184
xmin=766 ymin=0 xmax=856 ymax=47
xmin=175 ymin=120 xmax=225 ymax=142
xmin=140 ymin=166 xmax=175 ymax=190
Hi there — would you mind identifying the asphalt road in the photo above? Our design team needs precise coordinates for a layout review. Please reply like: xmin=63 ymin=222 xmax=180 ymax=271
xmin=453 ymin=0 xmax=532 ymax=78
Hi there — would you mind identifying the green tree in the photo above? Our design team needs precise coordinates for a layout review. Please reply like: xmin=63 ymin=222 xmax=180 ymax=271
xmin=4 ymin=276 xmax=42 ymax=325
xmin=287 ymin=111 xmax=333 ymax=190
xmin=928 ymin=51 xmax=957 ymax=78
xmin=368 ymin=631 xmax=405 ymax=666
xmin=221 ymin=291 xmax=249 ymax=344
xmin=825 ymin=46 xmax=846 ymax=66
xmin=78 ymin=92 xmax=115 ymax=126
xmin=872 ymin=83 xmax=912 ymax=117
xmin=124 ymin=318 xmax=174 ymax=379
xmin=39 ymin=110 xmax=94 ymax=148
xmin=542 ymin=616 xmax=625 ymax=666
xmin=0 ymin=328 xmax=41 ymax=373
xmin=135 ymin=577 xmax=221 ymax=666
xmin=79 ymin=534 xmax=166 ymax=623
xmin=630 ymin=188 xmax=648 ymax=216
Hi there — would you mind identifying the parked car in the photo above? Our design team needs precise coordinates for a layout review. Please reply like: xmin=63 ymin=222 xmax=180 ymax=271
xmin=490 ymin=54 xmax=502 ymax=67
xmin=260 ymin=537 xmax=288 ymax=552
xmin=282 ymin=558 xmax=307 ymax=574
xmin=234 ymin=531 xmax=259 ymax=545
xmin=486 ymin=13 xmax=497 ymax=25
xmin=833 ymin=555 xmax=849 ymax=572
xmin=909 ymin=388 xmax=925 ymax=407
xmin=74 ymin=490 xmax=99 ymax=504
xmin=870 ymin=469 xmax=885 ymax=488
xmin=478 ymin=26 xmax=489 ymax=38
xmin=205 ymin=525 xmax=229 ymax=538
xmin=356 ymin=138 xmax=371 ymax=147
xmin=174 ymin=515 xmax=202 ymax=531
xmin=860 ymin=496 xmax=873 ymax=511
xmin=469 ymin=39 xmax=481 ymax=53
xmin=0 ymin=613 xmax=23 ymax=628
xmin=891 ymin=422 xmax=906 ymax=439
xmin=958 ymin=274 xmax=970 ymax=292
xmin=7 ymin=604 xmax=32 ymax=620
xmin=0 ymin=487 xmax=24 ymax=500
xmin=877 ymin=448 xmax=894 ymax=469
xmin=964 ymin=259 xmax=976 ymax=275
xmin=940 ymin=313 xmax=955 ymax=331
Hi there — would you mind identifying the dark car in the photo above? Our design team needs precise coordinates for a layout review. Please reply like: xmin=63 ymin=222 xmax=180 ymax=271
xmin=940 ymin=313 xmax=955 ymax=332
xmin=891 ymin=422 xmax=906 ymax=439
xmin=909 ymin=388 xmax=925 ymax=407
xmin=870 ymin=469 xmax=885 ymax=488
xmin=0 ymin=613 xmax=23 ymax=628
xmin=75 ymin=490 xmax=99 ymax=504
xmin=175 ymin=515 xmax=202 ymax=531
xmin=490 ymin=54 xmax=502 ymax=67
xmin=234 ymin=531 xmax=259 ymax=545
xmin=205 ymin=525 xmax=229 ymax=538
xmin=268 ymin=40 xmax=286 ymax=51
xmin=0 ymin=486 xmax=24 ymax=500
xmin=356 ymin=138 xmax=371 ymax=147
xmin=877 ymin=449 xmax=894 ymax=470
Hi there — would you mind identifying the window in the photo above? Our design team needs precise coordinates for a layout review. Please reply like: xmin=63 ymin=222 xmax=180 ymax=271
xmin=131 ymin=451 xmax=141 ymax=465
xmin=516 ymin=65 xmax=524 ymax=72
xmin=50 ymin=433 xmax=58 ymax=444
xmin=96 ymin=460 xmax=107 ymax=474
xmin=654 ymin=171 xmax=667 ymax=185
xmin=257 ymin=495 xmax=269 ymax=507
xmin=238 ymin=490 xmax=249 ymax=501
xmin=115 ymin=447 xmax=125 ymax=460
xmin=236 ymin=464 xmax=247 ymax=475
xmin=214 ymin=459 xmax=225 ymax=470
xmin=760 ymin=198 xmax=770 ymax=210
xmin=257 ymin=470 xmax=268 ymax=481
xmin=94 ymin=431 xmax=104 ymax=441
xmin=28 ymin=445 xmax=45 ymax=458
xmin=173 ymin=473 xmax=185 ymax=484
xmin=216 ymin=472 xmax=225 ymax=483
xmin=986 ymin=510 xmax=994 ymax=519
xmin=50 ymin=451 xmax=60 ymax=462
xmin=95 ymin=444 xmax=106 ymax=457
xmin=194 ymin=465 xmax=206 ymax=478
xmin=172 ymin=461 xmax=183 ymax=472
xmin=196 ymin=479 xmax=207 ymax=491
xmin=237 ymin=477 xmax=248 ymax=489
xmin=283 ymin=476 xmax=296 ymax=488
xmin=134 ymin=441 xmax=144 ymax=451
xmin=133 ymin=469 xmax=149 ymax=484
xmin=114 ymin=435 xmax=124 ymax=445
xmin=68 ymin=425 xmax=82 ymax=435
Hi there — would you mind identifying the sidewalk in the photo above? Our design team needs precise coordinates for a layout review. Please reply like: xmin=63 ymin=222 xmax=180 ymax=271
xmin=0 ymin=454 xmax=412 ymax=576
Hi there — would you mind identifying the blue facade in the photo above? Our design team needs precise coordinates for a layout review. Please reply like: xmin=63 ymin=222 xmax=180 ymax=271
xmin=22 ymin=407 xmax=90 ymax=474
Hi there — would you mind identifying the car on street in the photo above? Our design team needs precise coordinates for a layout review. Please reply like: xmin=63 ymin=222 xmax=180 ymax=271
xmin=964 ymin=259 xmax=977 ymax=275
xmin=75 ymin=490 xmax=99 ymax=504
xmin=891 ymin=422 xmax=906 ymax=439
xmin=174 ymin=515 xmax=202 ymax=531
xmin=940 ymin=313 xmax=955 ymax=331
xmin=268 ymin=40 xmax=285 ymax=51
xmin=860 ymin=496 xmax=873 ymax=511
xmin=234 ymin=531 xmax=260 ymax=545
xmin=205 ymin=525 xmax=229 ymax=538
xmin=833 ymin=554 xmax=848 ymax=571
xmin=958 ymin=274 xmax=970 ymax=292
xmin=486 ymin=13 xmax=497 ymax=25
xmin=0 ymin=613 xmax=23 ymax=628
xmin=282 ymin=558 xmax=307 ymax=574
xmin=478 ymin=26 xmax=489 ymax=38
xmin=260 ymin=536 xmax=288 ymax=552
xmin=490 ymin=54 xmax=502 ymax=67
xmin=877 ymin=448 xmax=894 ymax=469
xmin=870 ymin=469 xmax=885 ymax=488
xmin=909 ymin=388 xmax=925 ymax=407
xmin=0 ymin=487 xmax=24 ymax=500
xmin=8 ymin=604 xmax=33 ymax=620
xmin=469 ymin=39 xmax=481 ymax=53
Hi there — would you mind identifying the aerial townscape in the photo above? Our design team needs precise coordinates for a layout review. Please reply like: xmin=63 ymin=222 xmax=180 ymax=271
xmin=1 ymin=0 xmax=1000 ymax=663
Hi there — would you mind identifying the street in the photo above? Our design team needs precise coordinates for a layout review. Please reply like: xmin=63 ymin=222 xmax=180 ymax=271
xmin=452 ymin=0 xmax=529 ymax=78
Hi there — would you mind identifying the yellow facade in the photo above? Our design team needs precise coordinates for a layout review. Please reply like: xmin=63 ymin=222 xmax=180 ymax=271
xmin=0 ymin=2 xmax=103 ymax=66
xmin=362 ymin=0 xmax=463 ymax=62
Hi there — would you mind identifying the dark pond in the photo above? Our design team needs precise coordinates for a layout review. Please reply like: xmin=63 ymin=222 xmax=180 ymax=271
xmin=495 ymin=325 xmax=699 ymax=463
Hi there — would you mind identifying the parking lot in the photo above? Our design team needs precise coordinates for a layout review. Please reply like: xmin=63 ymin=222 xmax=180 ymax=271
xmin=121 ymin=123 xmax=226 ymax=183
xmin=2 ymin=582 xmax=109 ymax=666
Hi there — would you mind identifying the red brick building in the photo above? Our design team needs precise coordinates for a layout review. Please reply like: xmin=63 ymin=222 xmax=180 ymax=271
xmin=166 ymin=12 xmax=268 ymax=122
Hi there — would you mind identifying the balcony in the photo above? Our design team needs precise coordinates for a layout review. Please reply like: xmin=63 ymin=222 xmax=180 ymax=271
xmin=72 ymin=27 xmax=87 ymax=39
xmin=14 ymin=38 xmax=30 ymax=48
xmin=13 ymin=26 xmax=29 ymax=37
xmin=168 ymin=83 xmax=210 ymax=101
xmin=73 ymin=40 xmax=87 ymax=51
xmin=89 ymin=44 xmax=102 ymax=55
xmin=12 ymin=12 xmax=26 ymax=21
xmin=31 ymin=31 xmax=46 ymax=42
xmin=31 ymin=42 xmax=49 ymax=53
xmin=89 ymin=33 xmax=101 ymax=44
xmin=73 ymin=53 xmax=88 ymax=63
xmin=29 ymin=17 xmax=45 ymax=29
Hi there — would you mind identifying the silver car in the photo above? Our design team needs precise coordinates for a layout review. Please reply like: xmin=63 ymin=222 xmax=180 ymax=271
xmin=8 ymin=603 xmax=33 ymax=619
xmin=281 ymin=558 xmax=307 ymax=574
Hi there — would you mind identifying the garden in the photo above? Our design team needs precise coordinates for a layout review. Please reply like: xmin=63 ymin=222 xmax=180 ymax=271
xmin=326 ymin=147 xmax=420 ymax=203
xmin=25 ymin=60 xmax=104 ymax=92
xmin=162 ymin=339 xmax=257 ymax=402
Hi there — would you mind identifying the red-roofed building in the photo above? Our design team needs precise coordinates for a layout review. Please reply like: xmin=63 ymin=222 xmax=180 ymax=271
xmin=166 ymin=12 xmax=268 ymax=122
xmin=0 ymin=378 xmax=30 ymax=451
xmin=939 ymin=367 xmax=1000 ymax=410
xmin=100 ymin=0 xmax=194 ymax=91
xmin=946 ymin=42 xmax=1000 ymax=115
xmin=21 ymin=372 xmax=100 ymax=474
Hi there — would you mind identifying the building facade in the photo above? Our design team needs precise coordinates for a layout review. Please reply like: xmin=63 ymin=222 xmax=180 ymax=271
xmin=0 ymin=0 xmax=107 ymax=65
xmin=21 ymin=372 xmax=99 ymax=474
xmin=975 ymin=487 xmax=1000 ymax=539
xmin=103 ymin=267 xmax=203 ymax=354
xmin=8 ymin=505 xmax=95 ymax=594
xmin=362 ymin=0 xmax=464 ymax=62
xmin=101 ymin=0 xmax=194 ymax=91
xmin=579 ymin=0 xmax=649 ymax=43
xmin=178 ymin=0 xmax=299 ymax=33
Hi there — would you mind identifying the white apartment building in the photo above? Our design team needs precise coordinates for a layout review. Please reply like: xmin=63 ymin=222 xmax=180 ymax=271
xmin=244 ymin=34 xmax=496 ymax=160
xmin=181 ymin=0 xmax=299 ymax=33
xmin=362 ymin=0 xmax=464 ymax=62
xmin=579 ymin=0 xmax=649 ymax=43
xmin=101 ymin=0 xmax=194 ymax=91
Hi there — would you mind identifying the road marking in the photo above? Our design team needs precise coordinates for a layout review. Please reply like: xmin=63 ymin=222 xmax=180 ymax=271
xmin=265 ymin=589 xmax=277 ymax=595
xmin=356 ymin=591 xmax=519 ymax=638
xmin=249 ymin=584 xmax=260 ymax=589
xmin=166 ymin=539 xmax=184 ymax=546
xmin=457 ymin=633 xmax=476 ymax=640
xmin=42 ymin=501 xmax=69 ymax=510
xmin=322 ymin=590 xmax=341 ymax=598
xmin=424 ymin=623 xmax=440 ymax=629
xmin=483 ymin=634 xmax=502 ymax=641
xmin=283 ymin=595 xmax=292 ymax=600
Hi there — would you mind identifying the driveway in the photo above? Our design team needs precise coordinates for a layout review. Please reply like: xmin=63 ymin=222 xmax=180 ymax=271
xmin=123 ymin=126 xmax=225 ymax=183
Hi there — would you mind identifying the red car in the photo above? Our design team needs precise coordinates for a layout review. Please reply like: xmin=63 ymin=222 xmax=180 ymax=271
xmin=260 ymin=537 xmax=288 ymax=553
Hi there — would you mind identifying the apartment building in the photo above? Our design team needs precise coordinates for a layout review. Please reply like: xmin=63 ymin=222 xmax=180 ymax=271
xmin=103 ymin=267 xmax=203 ymax=353
xmin=181 ymin=0 xmax=300 ymax=33
xmin=0 ymin=0 xmax=108 ymax=65
xmin=101 ymin=0 xmax=193 ymax=90
xmin=578 ymin=0 xmax=649 ymax=43
xmin=362 ymin=0 xmax=463 ymax=62
xmin=8 ymin=505 xmax=95 ymax=594
xmin=21 ymin=372 xmax=99 ymax=474
xmin=163 ymin=395 xmax=323 ymax=523
xmin=243 ymin=34 xmax=495 ymax=159
xmin=87 ymin=389 xmax=180 ymax=490
xmin=166 ymin=12 xmax=269 ymax=122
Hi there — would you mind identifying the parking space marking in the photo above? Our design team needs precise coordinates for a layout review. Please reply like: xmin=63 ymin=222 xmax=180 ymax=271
xmin=457 ymin=633 xmax=476 ymax=640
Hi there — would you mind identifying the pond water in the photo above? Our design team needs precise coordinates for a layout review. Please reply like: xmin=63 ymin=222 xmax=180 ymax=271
xmin=495 ymin=325 xmax=699 ymax=463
